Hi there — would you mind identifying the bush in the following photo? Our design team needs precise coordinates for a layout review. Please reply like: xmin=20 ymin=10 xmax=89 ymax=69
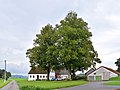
xmin=74 ymin=76 xmax=87 ymax=80
xmin=20 ymin=86 xmax=52 ymax=90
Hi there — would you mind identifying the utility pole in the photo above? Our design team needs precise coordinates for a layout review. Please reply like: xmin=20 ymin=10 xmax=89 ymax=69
xmin=4 ymin=60 xmax=6 ymax=83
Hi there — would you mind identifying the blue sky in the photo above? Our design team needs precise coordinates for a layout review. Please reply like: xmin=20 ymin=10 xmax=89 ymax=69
xmin=0 ymin=0 xmax=120 ymax=75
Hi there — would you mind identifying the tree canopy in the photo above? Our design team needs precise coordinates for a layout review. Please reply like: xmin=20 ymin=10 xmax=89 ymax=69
xmin=0 ymin=69 xmax=11 ymax=80
xmin=26 ymin=11 xmax=101 ymax=80
xmin=115 ymin=58 xmax=120 ymax=72
xmin=26 ymin=24 xmax=59 ymax=80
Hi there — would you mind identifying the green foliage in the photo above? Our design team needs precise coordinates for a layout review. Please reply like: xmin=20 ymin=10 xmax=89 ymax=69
xmin=115 ymin=58 xmax=120 ymax=72
xmin=74 ymin=76 xmax=87 ymax=80
xmin=56 ymin=11 xmax=101 ymax=79
xmin=26 ymin=11 xmax=101 ymax=80
xmin=26 ymin=24 xmax=59 ymax=80
xmin=0 ymin=69 xmax=11 ymax=80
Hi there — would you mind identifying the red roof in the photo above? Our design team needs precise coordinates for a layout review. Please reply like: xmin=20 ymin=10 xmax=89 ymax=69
xmin=101 ymin=66 xmax=120 ymax=75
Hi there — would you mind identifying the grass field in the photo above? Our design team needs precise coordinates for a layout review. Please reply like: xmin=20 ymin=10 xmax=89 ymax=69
xmin=105 ymin=76 xmax=120 ymax=86
xmin=0 ymin=79 xmax=10 ymax=88
xmin=105 ymin=81 xmax=120 ymax=86
xmin=14 ymin=78 xmax=87 ymax=90
xmin=109 ymin=76 xmax=120 ymax=81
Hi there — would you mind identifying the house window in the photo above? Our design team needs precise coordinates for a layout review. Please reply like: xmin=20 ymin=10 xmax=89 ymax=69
xmin=40 ymin=76 xmax=42 ymax=78
xmin=30 ymin=75 xmax=31 ymax=78
xmin=33 ymin=75 xmax=35 ymax=78
xmin=43 ymin=76 xmax=45 ymax=78
xmin=94 ymin=73 xmax=96 ymax=75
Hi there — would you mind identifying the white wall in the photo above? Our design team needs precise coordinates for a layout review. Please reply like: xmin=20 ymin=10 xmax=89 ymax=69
xmin=28 ymin=71 xmax=56 ymax=81
xmin=28 ymin=74 xmax=47 ymax=81
xmin=49 ymin=71 xmax=55 ymax=80
xmin=110 ymin=71 xmax=118 ymax=78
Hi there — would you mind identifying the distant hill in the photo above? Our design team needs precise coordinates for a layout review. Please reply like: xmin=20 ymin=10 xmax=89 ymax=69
xmin=12 ymin=75 xmax=28 ymax=78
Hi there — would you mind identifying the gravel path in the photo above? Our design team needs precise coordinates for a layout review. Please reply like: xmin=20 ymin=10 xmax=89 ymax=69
xmin=0 ymin=80 xmax=19 ymax=90
xmin=60 ymin=81 xmax=120 ymax=90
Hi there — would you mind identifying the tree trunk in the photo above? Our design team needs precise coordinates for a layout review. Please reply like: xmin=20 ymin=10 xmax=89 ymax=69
xmin=68 ymin=67 xmax=72 ymax=80
xmin=71 ymin=69 xmax=76 ymax=80
xmin=47 ymin=67 xmax=50 ymax=80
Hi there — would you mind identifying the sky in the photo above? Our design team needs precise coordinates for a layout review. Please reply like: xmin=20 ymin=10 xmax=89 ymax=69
xmin=0 ymin=0 xmax=120 ymax=75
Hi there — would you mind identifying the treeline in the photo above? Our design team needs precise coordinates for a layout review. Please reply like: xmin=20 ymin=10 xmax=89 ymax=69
xmin=26 ymin=11 xmax=101 ymax=80
xmin=0 ymin=69 xmax=11 ymax=80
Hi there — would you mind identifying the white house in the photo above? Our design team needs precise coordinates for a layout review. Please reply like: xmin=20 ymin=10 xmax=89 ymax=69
xmin=28 ymin=67 xmax=69 ymax=81
xmin=87 ymin=66 xmax=120 ymax=81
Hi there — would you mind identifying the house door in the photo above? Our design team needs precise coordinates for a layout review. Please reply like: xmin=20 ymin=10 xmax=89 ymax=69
xmin=96 ymin=76 xmax=102 ymax=80
xmin=37 ymin=75 xmax=39 ymax=80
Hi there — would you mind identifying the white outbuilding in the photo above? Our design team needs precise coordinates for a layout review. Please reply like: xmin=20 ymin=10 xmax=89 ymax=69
xmin=87 ymin=66 xmax=120 ymax=81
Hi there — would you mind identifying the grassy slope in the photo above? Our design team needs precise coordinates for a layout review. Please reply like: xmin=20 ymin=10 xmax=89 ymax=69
xmin=105 ymin=76 xmax=120 ymax=86
xmin=0 ymin=79 xmax=11 ymax=88
xmin=14 ymin=78 xmax=87 ymax=90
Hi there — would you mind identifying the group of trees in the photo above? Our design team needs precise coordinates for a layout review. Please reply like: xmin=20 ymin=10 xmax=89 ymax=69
xmin=0 ymin=69 xmax=11 ymax=80
xmin=115 ymin=58 xmax=120 ymax=72
xmin=26 ymin=11 xmax=101 ymax=80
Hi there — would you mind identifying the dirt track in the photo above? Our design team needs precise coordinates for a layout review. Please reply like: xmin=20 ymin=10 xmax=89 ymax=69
xmin=0 ymin=80 xmax=19 ymax=90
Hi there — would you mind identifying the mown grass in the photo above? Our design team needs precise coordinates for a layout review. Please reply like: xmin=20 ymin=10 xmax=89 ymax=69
xmin=106 ymin=81 xmax=120 ymax=86
xmin=105 ymin=76 xmax=120 ymax=86
xmin=0 ymin=78 xmax=11 ymax=88
xmin=109 ymin=76 xmax=120 ymax=81
xmin=14 ymin=78 xmax=87 ymax=90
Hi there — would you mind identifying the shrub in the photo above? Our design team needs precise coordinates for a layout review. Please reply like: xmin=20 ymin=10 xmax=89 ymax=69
xmin=74 ymin=76 xmax=87 ymax=80
xmin=20 ymin=86 xmax=52 ymax=90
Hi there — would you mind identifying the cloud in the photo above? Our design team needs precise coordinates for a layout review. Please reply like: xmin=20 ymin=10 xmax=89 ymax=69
xmin=0 ymin=0 xmax=120 ymax=74
xmin=6 ymin=63 xmax=30 ymax=75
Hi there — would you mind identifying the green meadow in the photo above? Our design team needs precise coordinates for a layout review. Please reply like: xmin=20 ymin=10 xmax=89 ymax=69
xmin=0 ymin=79 xmax=10 ymax=88
xmin=14 ymin=78 xmax=87 ymax=90
xmin=105 ymin=76 xmax=120 ymax=86
xmin=109 ymin=76 xmax=120 ymax=81
xmin=106 ymin=81 xmax=120 ymax=86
